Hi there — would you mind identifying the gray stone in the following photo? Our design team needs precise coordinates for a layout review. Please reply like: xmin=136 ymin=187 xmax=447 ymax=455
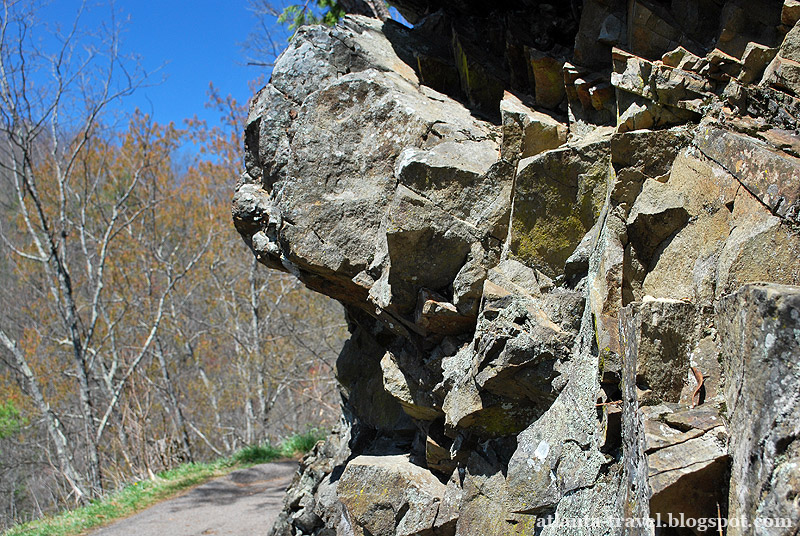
xmin=574 ymin=0 xmax=626 ymax=68
xmin=455 ymin=449 xmax=538 ymax=536
xmin=509 ymin=139 xmax=612 ymax=278
xmin=610 ymin=127 xmax=692 ymax=187
xmin=661 ymin=46 xmax=703 ymax=70
xmin=525 ymin=47 xmax=567 ymax=110
xmin=715 ymin=0 xmax=782 ymax=58
xmin=337 ymin=455 xmax=446 ymax=536
xmin=500 ymin=93 xmax=567 ymax=160
xmin=740 ymin=42 xmax=779 ymax=84
xmin=707 ymin=47 xmax=743 ymax=79
xmin=695 ymin=125 xmax=800 ymax=221
xmin=647 ymin=426 xmax=729 ymax=523
xmin=450 ymin=240 xmax=500 ymax=317
xmin=626 ymin=179 xmax=689 ymax=266
xmin=564 ymin=217 xmax=602 ymax=283
xmin=678 ymin=335 xmax=724 ymax=406
xmin=643 ymin=419 xmax=704 ymax=452
xmin=394 ymin=139 xmax=506 ymax=234
xmin=632 ymin=298 xmax=697 ymax=404
xmin=627 ymin=0 xmax=684 ymax=60
xmin=619 ymin=305 xmax=652 ymax=535
xmin=237 ymin=15 xmax=502 ymax=317
xmin=714 ymin=187 xmax=800 ymax=298
xmin=662 ymin=405 xmax=726 ymax=432
xmin=763 ymin=17 xmax=800 ymax=95
xmin=414 ymin=288 xmax=475 ymax=337
xmin=717 ymin=283 xmax=800 ymax=535
xmin=638 ymin=147 xmax=737 ymax=305
xmin=505 ymin=394 xmax=607 ymax=517
xmin=486 ymin=259 xmax=542 ymax=299
xmin=336 ymin=320 xmax=415 ymax=432
xmin=380 ymin=349 xmax=442 ymax=421
xmin=537 ymin=469 xmax=626 ymax=536
xmin=368 ymin=185 xmax=482 ymax=315
xmin=588 ymin=210 xmax=625 ymax=357
xmin=440 ymin=293 xmax=571 ymax=438
xmin=611 ymin=48 xmax=710 ymax=132
xmin=783 ymin=0 xmax=800 ymax=26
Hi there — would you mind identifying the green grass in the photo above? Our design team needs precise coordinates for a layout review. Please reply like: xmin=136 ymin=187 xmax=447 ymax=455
xmin=4 ymin=429 xmax=327 ymax=536
xmin=280 ymin=427 xmax=325 ymax=456
xmin=4 ymin=460 xmax=231 ymax=536
xmin=232 ymin=443 xmax=284 ymax=464
xmin=232 ymin=427 xmax=325 ymax=464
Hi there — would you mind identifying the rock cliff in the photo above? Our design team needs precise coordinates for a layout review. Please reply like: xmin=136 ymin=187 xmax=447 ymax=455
xmin=233 ymin=2 xmax=800 ymax=535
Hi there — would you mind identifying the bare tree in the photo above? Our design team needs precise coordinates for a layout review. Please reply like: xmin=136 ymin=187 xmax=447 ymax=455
xmin=0 ymin=0 xmax=206 ymax=498
xmin=0 ymin=329 xmax=87 ymax=501
xmin=0 ymin=4 xmax=347 ymax=524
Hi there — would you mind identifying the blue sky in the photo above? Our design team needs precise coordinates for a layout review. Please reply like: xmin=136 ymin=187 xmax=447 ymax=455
xmin=39 ymin=1 xmax=280 ymax=128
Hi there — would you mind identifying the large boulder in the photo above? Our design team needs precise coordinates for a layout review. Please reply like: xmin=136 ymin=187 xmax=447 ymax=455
xmin=643 ymin=405 xmax=729 ymax=524
xmin=439 ymin=287 xmax=576 ymax=438
xmin=234 ymin=16 xmax=505 ymax=321
xmin=763 ymin=18 xmax=800 ymax=96
xmin=338 ymin=455 xmax=447 ymax=536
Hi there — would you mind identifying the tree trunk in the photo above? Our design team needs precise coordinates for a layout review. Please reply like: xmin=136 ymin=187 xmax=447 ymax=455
xmin=0 ymin=329 xmax=88 ymax=503
xmin=155 ymin=339 xmax=193 ymax=463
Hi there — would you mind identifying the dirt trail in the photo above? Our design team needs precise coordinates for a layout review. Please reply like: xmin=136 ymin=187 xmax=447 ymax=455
xmin=90 ymin=461 xmax=297 ymax=536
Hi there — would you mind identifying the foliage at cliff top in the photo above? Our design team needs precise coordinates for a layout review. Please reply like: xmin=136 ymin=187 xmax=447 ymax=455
xmin=278 ymin=0 xmax=345 ymax=32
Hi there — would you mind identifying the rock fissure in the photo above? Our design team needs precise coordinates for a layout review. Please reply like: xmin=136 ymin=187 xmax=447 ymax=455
xmin=695 ymin=139 xmax=784 ymax=220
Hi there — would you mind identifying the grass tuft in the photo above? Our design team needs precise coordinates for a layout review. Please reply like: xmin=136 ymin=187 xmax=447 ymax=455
xmin=279 ymin=427 xmax=325 ymax=456
xmin=232 ymin=443 xmax=283 ymax=464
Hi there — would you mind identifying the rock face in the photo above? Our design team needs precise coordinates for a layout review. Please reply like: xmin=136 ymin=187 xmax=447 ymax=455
xmin=717 ymin=284 xmax=800 ymax=535
xmin=234 ymin=3 xmax=800 ymax=535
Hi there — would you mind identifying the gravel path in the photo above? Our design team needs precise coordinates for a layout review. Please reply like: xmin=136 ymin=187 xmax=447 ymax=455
xmin=90 ymin=461 xmax=297 ymax=536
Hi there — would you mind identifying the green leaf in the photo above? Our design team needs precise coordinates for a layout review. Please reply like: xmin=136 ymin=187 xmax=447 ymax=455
xmin=0 ymin=400 xmax=24 ymax=439
xmin=277 ymin=1 xmax=345 ymax=37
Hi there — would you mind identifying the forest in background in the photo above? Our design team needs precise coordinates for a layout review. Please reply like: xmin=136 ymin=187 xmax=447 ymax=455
xmin=0 ymin=0 xmax=348 ymax=529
